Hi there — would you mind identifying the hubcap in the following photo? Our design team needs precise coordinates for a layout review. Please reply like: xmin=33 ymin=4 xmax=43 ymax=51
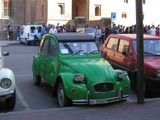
xmin=58 ymin=86 xmax=64 ymax=107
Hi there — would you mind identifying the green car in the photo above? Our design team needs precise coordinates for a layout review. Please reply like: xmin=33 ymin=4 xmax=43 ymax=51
xmin=32 ymin=33 xmax=130 ymax=107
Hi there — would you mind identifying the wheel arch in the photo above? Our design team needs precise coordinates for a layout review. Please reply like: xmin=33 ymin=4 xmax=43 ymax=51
xmin=53 ymin=73 xmax=74 ymax=97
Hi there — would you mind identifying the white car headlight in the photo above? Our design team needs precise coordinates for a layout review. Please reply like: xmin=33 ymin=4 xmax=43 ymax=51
xmin=0 ymin=78 xmax=12 ymax=89
xmin=74 ymin=73 xmax=85 ymax=82
xmin=157 ymin=70 xmax=160 ymax=77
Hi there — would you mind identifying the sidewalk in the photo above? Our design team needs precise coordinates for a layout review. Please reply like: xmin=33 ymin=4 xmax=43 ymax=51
xmin=0 ymin=99 xmax=160 ymax=120
xmin=0 ymin=40 xmax=20 ymax=46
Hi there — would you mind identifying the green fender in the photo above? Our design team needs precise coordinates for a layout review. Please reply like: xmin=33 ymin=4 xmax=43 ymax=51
xmin=59 ymin=73 xmax=88 ymax=100
xmin=114 ymin=70 xmax=131 ymax=94
xmin=32 ymin=56 xmax=40 ymax=75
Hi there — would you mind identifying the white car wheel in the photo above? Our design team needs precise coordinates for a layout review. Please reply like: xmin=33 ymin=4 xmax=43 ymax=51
xmin=5 ymin=90 xmax=16 ymax=110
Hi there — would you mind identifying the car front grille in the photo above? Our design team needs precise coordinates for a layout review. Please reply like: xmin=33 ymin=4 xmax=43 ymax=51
xmin=94 ymin=82 xmax=114 ymax=93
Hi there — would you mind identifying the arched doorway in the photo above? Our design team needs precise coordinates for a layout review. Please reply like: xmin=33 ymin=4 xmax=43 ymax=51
xmin=72 ymin=0 xmax=89 ymax=21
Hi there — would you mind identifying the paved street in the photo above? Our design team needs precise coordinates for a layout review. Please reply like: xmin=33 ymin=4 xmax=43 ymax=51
xmin=0 ymin=40 xmax=160 ymax=120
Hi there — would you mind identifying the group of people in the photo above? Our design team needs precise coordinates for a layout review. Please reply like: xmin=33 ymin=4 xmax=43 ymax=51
xmin=8 ymin=22 xmax=160 ymax=44
xmin=42 ymin=23 xmax=77 ymax=34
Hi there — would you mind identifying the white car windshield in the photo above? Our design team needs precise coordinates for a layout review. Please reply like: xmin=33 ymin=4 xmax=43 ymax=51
xmin=59 ymin=41 xmax=98 ymax=54
xmin=132 ymin=39 xmax=160 ymax=55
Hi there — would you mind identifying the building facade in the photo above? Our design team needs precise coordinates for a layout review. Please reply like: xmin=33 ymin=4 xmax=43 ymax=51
xmin=0 ymin=0 xmax=160 ymax=39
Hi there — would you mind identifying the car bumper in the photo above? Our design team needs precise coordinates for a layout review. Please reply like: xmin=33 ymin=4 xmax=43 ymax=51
xmin=72 ymin=92 xmax=129 ymax=105
xmin=145 ymin=75 xmax=160 ymax=93
xmin=0 ymin=90 xmax=15 ymax=101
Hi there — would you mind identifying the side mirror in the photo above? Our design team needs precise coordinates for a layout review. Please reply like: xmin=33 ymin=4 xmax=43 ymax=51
xmin=3 ymin=51 xmax=9 ymax=56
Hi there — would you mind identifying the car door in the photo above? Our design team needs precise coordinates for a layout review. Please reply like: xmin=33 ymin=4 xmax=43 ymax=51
xmin=103 ymin=37 xmax=119 ymax=66
xmin=44 ymin=38 xmax=59 ymax=86
xmin=113 ymin=39 xmax=133 ymax=71
xmin=39 ymin=38 xmax=49 ymax=78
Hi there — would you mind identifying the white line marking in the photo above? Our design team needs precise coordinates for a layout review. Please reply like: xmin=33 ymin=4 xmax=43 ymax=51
xmin=15 ymin=74 xmax=32 ymax=77
xmin=16 ymin=86 xmax=31 ymax=111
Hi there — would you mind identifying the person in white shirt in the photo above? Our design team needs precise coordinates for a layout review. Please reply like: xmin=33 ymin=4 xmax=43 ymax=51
xmin=49 ymin=25 xmax=57 ymax=34
xmin=32 ymin=27 xmax=39 ymax=45
xmin=95 ymin=25 xmax=102 ymax=44
xmin=149 ymin=25 xmax=156 ymax=35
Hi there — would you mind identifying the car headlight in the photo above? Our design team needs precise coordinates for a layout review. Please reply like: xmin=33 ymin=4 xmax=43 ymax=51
xmin=117 ymin=71 xmax=128 ymax=81
xmin=0 ymin=78 xmax=12 ymax=89
xmin=74 ymin=73 xmax=85 ymax=83
xmin=157 ymin=70 xmax=160 ymax=77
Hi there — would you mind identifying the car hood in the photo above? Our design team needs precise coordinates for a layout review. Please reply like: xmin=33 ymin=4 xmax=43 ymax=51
xmin=60 ymin=58 xmax=116 ymax=82
xmin=144 ymin=56 xmax=160 ymax=69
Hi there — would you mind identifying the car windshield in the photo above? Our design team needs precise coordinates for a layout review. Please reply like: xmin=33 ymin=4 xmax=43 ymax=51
xmin=132 ymin=39 xmax=160 ymax=56
xmin=84 ymin=28 xmax=96 ymax=33
xmin=59 ymin=41 xmax=99 ymax=55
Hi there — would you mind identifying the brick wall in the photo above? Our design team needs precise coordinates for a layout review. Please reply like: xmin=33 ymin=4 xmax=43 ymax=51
xmin=0 ymin=0 xmax=25 ymax=39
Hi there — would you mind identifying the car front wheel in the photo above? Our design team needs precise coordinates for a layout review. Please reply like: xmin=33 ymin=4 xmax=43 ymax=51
xmin=5 ymin=90 xmax=16 ymax=110
xmin=57 ymin=82 xmax=71 ymax=107
xmin=33 ymin=74 xmax=41 ymax=86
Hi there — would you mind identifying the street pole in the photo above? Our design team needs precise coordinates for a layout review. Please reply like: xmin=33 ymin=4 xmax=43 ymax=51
xmin=136 ymin=0 xmax=145 ymax=104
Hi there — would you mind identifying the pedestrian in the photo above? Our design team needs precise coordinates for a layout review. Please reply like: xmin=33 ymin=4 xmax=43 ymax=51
xmin=66 ymin=24 xmax=72 ymax=32
xmin=16 ymin=26 xmax=21 ymax=41
xmin=100 ymin=25 xmax=105 ymax=43
xmin=105 ymin=25 xmax=111 ymax=40
xmin=41 ymin=24 xmax=47 ymax=37
xmin=71 ymin=26 xmax=76 ymax=32
xmin=95 ymin=25 xmax=102 ymax=44
xmin=32 ymin=27 xmax=39 ymax=45
xmin=49 ymin=25 xmax=57 ymax=34
xmin=7 ymin=23 xmax=14 ymax=40
xmin=149 ymin=25 xmax=156 ymax=35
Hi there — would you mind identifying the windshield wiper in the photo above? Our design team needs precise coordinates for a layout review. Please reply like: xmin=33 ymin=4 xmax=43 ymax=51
xmin=89 ymin=50 xmax=98 ymax=54
xmin=72 ymin=49 xmax=84 ymax=55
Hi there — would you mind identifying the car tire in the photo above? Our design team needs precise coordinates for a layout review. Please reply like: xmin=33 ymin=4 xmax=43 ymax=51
xmin=57 ymin=82 xmax=71 ymax=107
xmin=5 ymin=90 xmax=16 ymax=110
xmin=33 ymin=74 xmax=41 ymax=86
xmin=144 ymin=82 xmax=151 ymax=98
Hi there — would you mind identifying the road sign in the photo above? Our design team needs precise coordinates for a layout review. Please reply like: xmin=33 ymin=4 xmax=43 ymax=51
xmin=111 ymin=12 xmax=116 ymax=20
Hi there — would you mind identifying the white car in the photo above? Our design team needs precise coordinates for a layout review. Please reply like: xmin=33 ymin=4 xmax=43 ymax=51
xmin=20 ymin=24 xmax=42 ymax=45
xmin=0 ymin=44 xmax=16 ymax=110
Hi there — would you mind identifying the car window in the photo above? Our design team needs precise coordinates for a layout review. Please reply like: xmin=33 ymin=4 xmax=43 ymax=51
xmin=118 ymin=39 xmax=130 ymax=54
xmin=48 ymin=40 xmax=56 ymax=57
xmin=106 ymin=37 xmax=119 ymax=51
xmin=59 ymin=41 xmax=98 ymax=54
xmin=41 ymin=39 xmax=48 ymax=54
xmin=36 ymin=26 xmax=42 ymax=33
xmin=132 ymin=39 xmax=160 ymax=55
xmin=30 ymin=27 xmax=35 ymax=33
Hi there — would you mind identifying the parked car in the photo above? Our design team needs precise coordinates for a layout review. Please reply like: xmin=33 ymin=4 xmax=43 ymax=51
xmin=20 ymin=24 xmax=42 ymax=45
xmin=77 ymin=28 xmax=97 ymax=38
xmin=32 ymin=33 xmax=130 ymax=107
xmin=0 ymin=44 xmax=16 ymax=109
xmin=101 ymin=34 xmax=160 ymax=97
